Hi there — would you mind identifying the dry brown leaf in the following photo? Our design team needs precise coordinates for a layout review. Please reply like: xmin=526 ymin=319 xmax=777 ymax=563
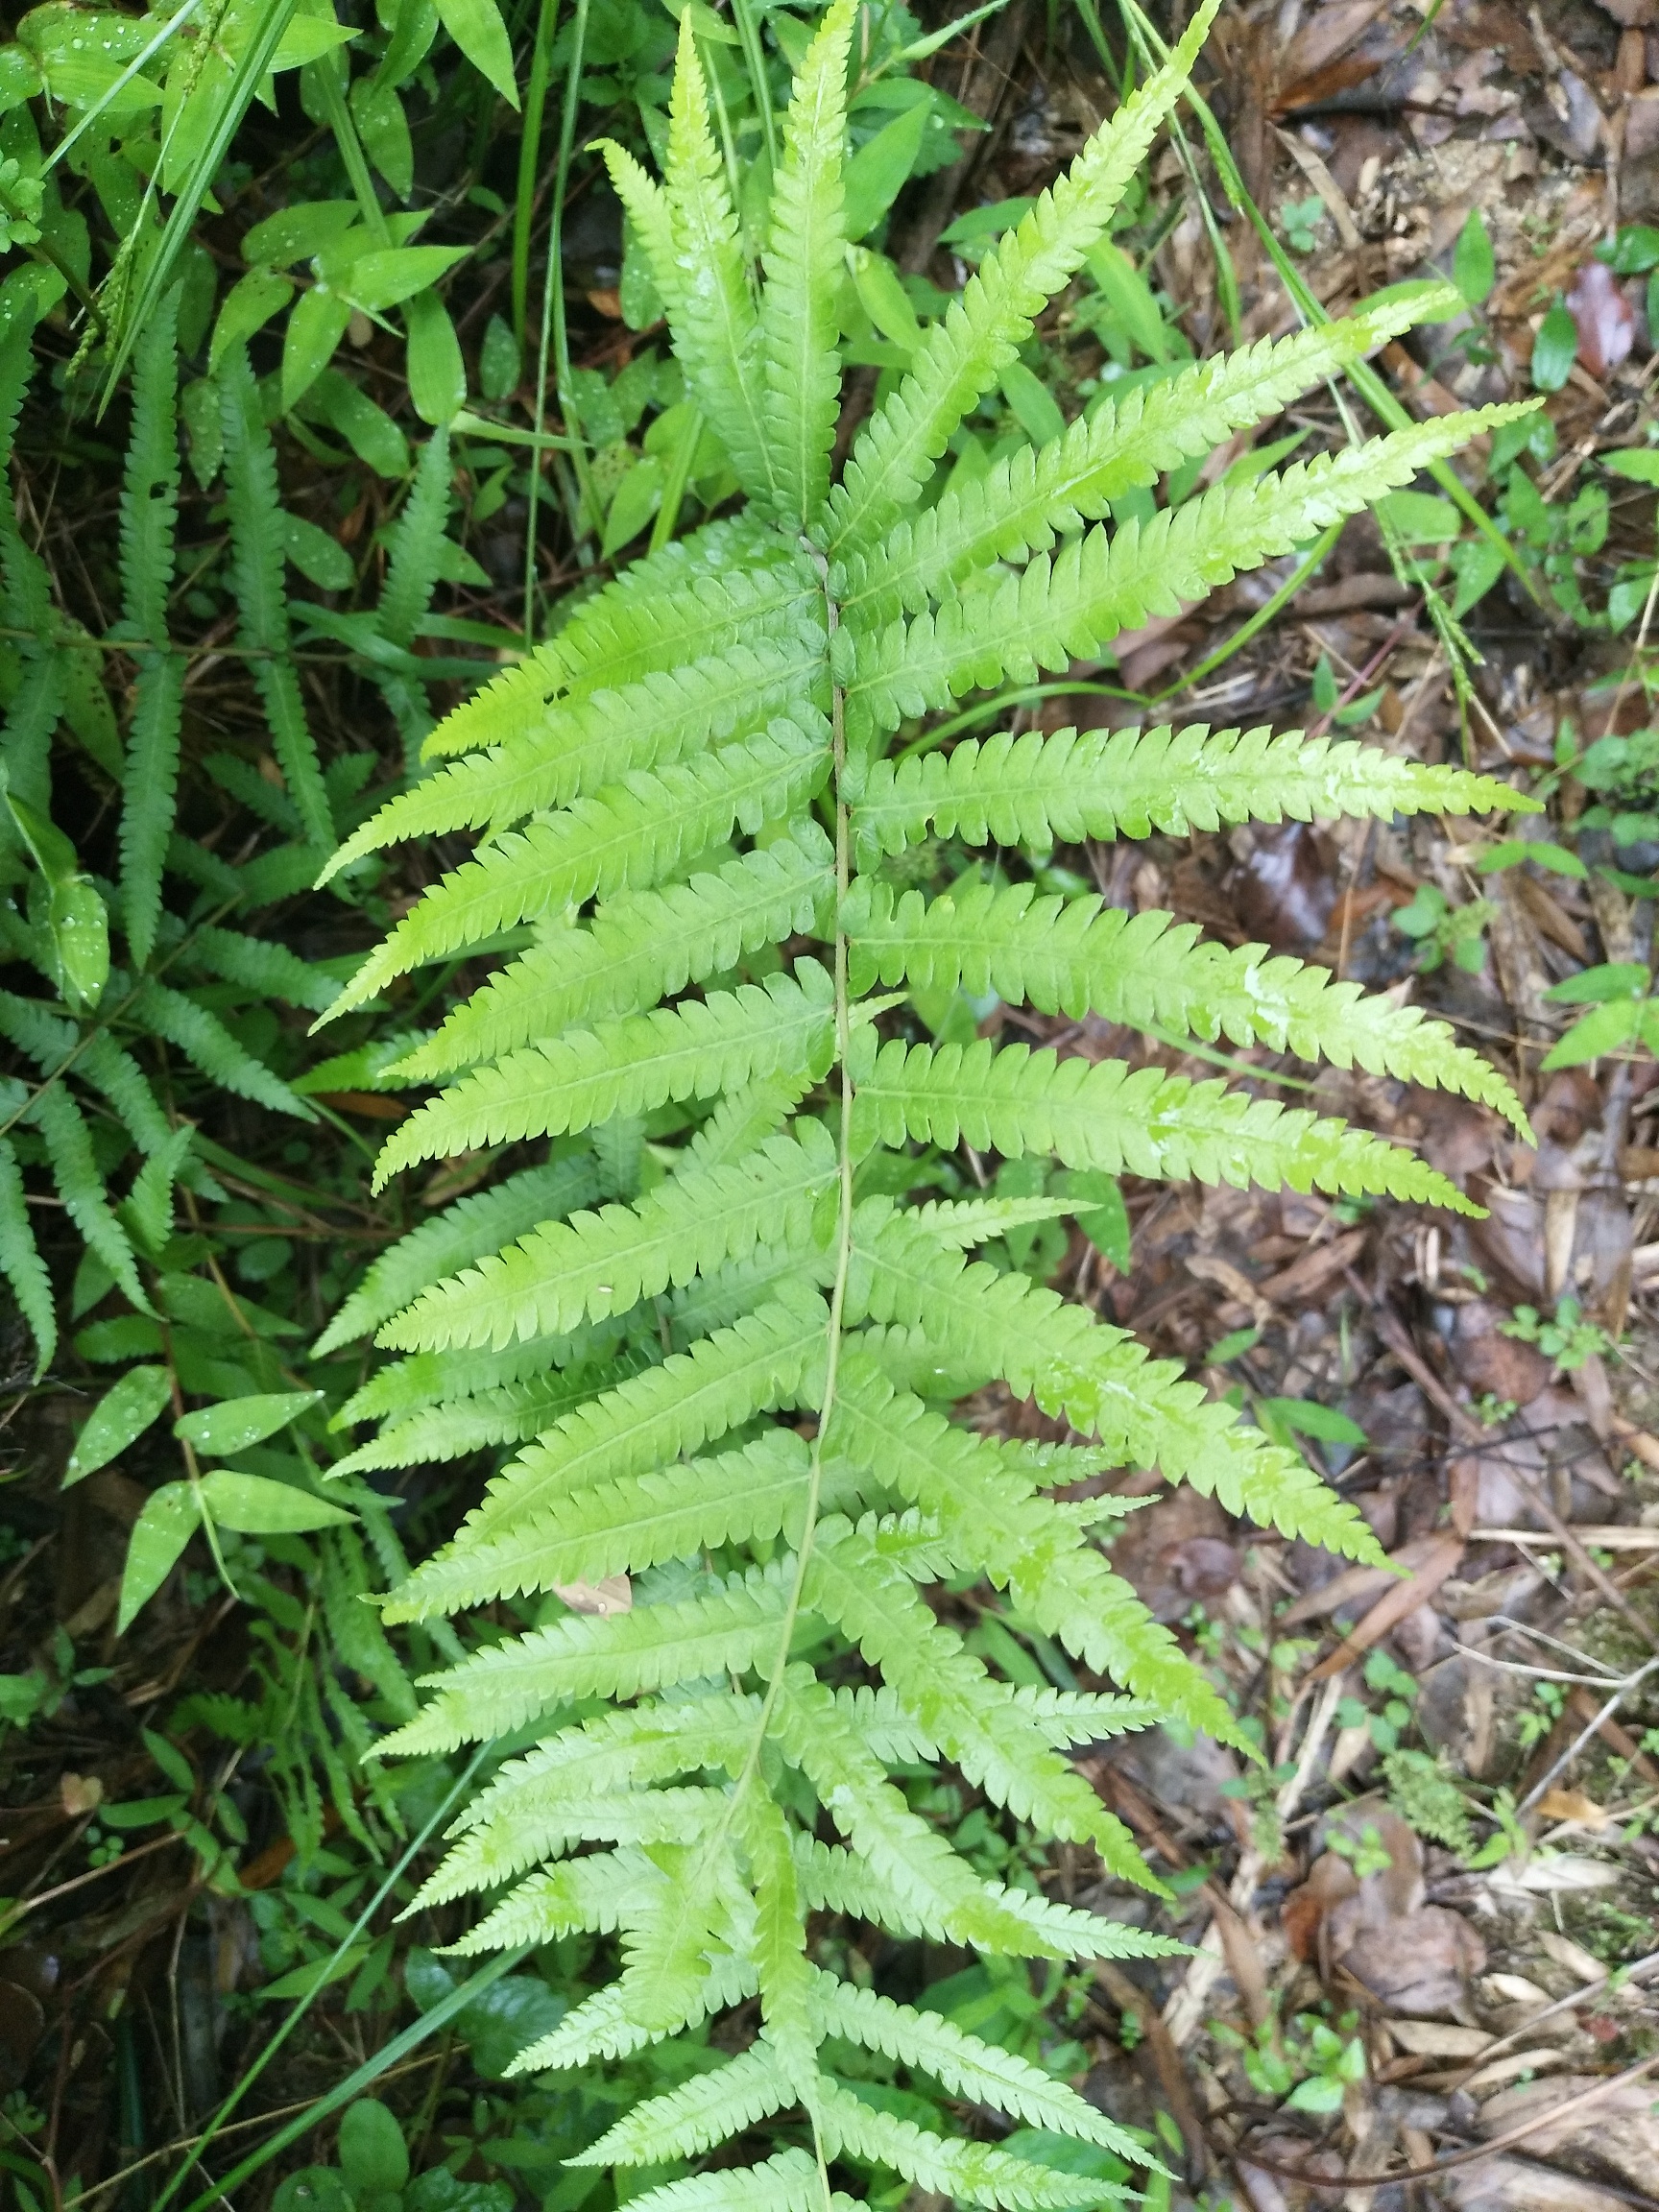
xmin=60 ymin=1773 xmax=103 ymax=1817
xmin=1536 ymin=1787 xmax=1612 ymax=1830
xmin=1309 ymin=1533 xmax=1465 ymax=1679
xmin=1385 ymin=2021 xmax=1494 ymax=2057
xmin=1341 ymin=1907 xmax=1488 ymax=2015
xmin=553 ymin=1575 xmax=633 ymax=1617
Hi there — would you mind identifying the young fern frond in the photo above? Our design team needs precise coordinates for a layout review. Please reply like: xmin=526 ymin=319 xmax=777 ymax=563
xmin=326 ymin=13 xmax=1539 ymax=2203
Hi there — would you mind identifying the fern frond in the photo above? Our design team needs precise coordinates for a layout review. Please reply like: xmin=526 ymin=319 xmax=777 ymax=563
xmin=398 ymin=830 xmax=835 ymax=1080
xmin=377 ymin=423 xmax=449 ymax=650
xmin=849 ymin=1210 xmax=1383 ymax=1564
xmin=219 ymin=349 xmax=332 ymax=853
xmin=815 ymin=2076 xmax=1130 ymax=2208
xmin=0 ymin=1135 xmax=54 ymax=1375
xmin=379 ymin=1124 xmax=835 ymax=1348
xmin=380 ymin=1293 xmax=826 ymax=1620
xmin=598 ymin=140 xmax=685 ymax=326
xmin=577 ymin=2044 xmax=792 ymax=2168
xmin=844 ymin=407 xmax=1537 ymax=735
xmin=851 ymin=1034 xmax=1480 ymax=1213
xmin=422 ymin=522 xmax=811 ymax=757
xmin=330 ymin=1366 xmax=621 ymax=1475
xmin=851 ymin=718 xmax=1531 ymax=859
xmin=791 ymin=1835 xmax=1185 ymax=1961
xmin=335 ymin=1335 xmax=597 ymax=1428
xmin=822 ymin=0 xmax=1225 ymax=561
xmin=372 ymin=964 xmax=838 ymax=1190
xmin=442 ymin=1850 xmax=665 ymax=1953
xmin=129 ymin=977 xmax=312 ymax=1118
xmin=507 ymin=1948 xmax=757 ymax=2075
xmin=188 ymin=926 xmax=340 ymax=1013
xmin=75 ymin=1034 xmax=177 ymax=1156
xmin=325 ymin=722 xmax=831 ymax=1022
xmin=848 ymin=878 xmax=1528 ymax=1137
xmin=809 ymin=1973 xmax=1140 ymax=2154
xmin=380 ymin=1563 xmax=795 ymax=1752
xmin=117 ymin=289 xmax=183 ymax=970
xmin=394 ymin=1431 xmax=814 ymax=1614
xmin=805 ymin=1516 xmax=1153 ymax=1886
xmin=29 ymin=1087 xmax=148 ymax=1312
xmin=416 ymin=1703 xmax=758 ymax=1905
xmin=606 ymin=2151 xmax=835 ymax=2212
xmin=662 ymin=13 xmax=777 ymax=506
xmin=770 ymin=1669 xmax=1064 ymax=1958
xmin=760 ymin=0 xmax=855 ymax=525
xmin=317 ymin=1158 xmax=602 ymax=1355
xmin=322 ymin=628 xmax=826 ymax=880
xmin=826 ymin=1356 xmax=1231 ymax=1738
xmin=840 ymin=289 xmax=1453 ymax=615
xmin=440 ymin=1852 xmax=661 ymax=1952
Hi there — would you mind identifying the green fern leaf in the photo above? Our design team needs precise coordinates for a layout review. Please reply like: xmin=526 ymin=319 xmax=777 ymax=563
xmin=770 ymin=1669 xmax=1063 ymax=1958
xmin=822 ymin=0 xmax=1225 ymax=562
xmin=380 ymin=1295 xmax=825 ymax=1622
xmin=0 ymin=1134 xmax=55 ymax=1375
xmin=323 ymin=627 xmax=826 ymax=881
xmin=851 ymin=1033 xmax=1481 ymax=1212
xmin=827 ymin=1357 xmax=1234 ymax=1740
xmin=598 ymin=141 xmax=685 ymax=327
xmin=805 ymin=1517 xmax=1153 ymax=1886
xmin=611 ymin=2154 xmax=846 ymax=2212
xmin=849 ymin=721 xmax=1534 ymax=861
xmin=218 ymin=349 xmax=332 ymax=853
xmin=443 ymin=1851 xmax=666 ymax=1953
xmin=381 ymin=1563 xmax=795 ymax=1752
xmin=377 ymin=423 xmax=450 ymax=650
xmin=848 ymin=878 xmax=1528 ymax=1137
xmin=398 ymin=830 xmax=835 ymax=1080
xmin=849 ymin=1210 xmax=1383 ymax=1563
xmin=188 ymin=926 xmax=339 ymax=1013
xmin=331 ymin=1366 xmax=624 ymax=1476
xmin=317 ymin=1158 xmax=602 ymax=1355
xmin=661 ymin=12 xmax=778 ymax=508
xmin=422 ymin=523 xmax=812 ymax=757
xmin=815 ymin=2076 xmax=1129 ymax=2208
xmin=379 ymin=1124 xmax=835 ymax=1348
xmin=372 ymin=964 xmax=838 ymax=1190
xmin=29 ymin=1087 xmax=148 ymax=1312
xmin=577 ymin=2043 xmax=792 ymax=2170
xmin=324 ymin=722 xmax=831 ymax=1022
xmin=130 ymin=977 xmax=312 ymax=1118
xmin=810 ymin=1973 xmax=1141 ymax=2154
xmin=845 ymin=408 xmax=1537 ymax=736
xmin=839 ymin=285 xmax=1452 ymax=617
xmin=760 ymin=0 xmax=856 ymax=524
xmin=117 ymin=288 xmax=183 ymax=970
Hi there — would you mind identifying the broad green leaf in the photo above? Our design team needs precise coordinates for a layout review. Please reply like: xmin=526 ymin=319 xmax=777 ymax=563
xmin=1544 ymin=961 xmax=1649 ymax=1004
xmin=44 ymin=876 xmax=109 ymax=1009
xmin=175 ymin=1388 xmax=323 ymax=1457
xmin=64 ymin=1365 xmax=174 ymax=1486
xmin=198 ymin=1469 xmax=353 ymax=1532
xmin=405 ymin=289 xmax=467 ymax=424
xmin=338 ymin=2101 xmax=410 ymax=2198
xmin=283 ymin=513 xmax=355 ymax=591
xmin=479 ymin=312 xmax=519 ymax=399
xmin=117 ymin=1480 xmax=200 ymax=1631
xmin=434 ymin=0 xmax=519 ymax=107
xmin=842 ymin=97 xmax=931 ymax=241
xmin=242 ymin=200 xmax=360 ymax=268
xmin=1604 ymin=447 xmax=1659 ymax=486
xmin=1084 ymin=237 xmax=1171 ymax=359
xmin=999 ymin=361 xmax=1065 ymax=446
xmin=209 ymin=269 xmax=296 ymax=374
xmin=1452 ymin=208 xmax=1495 ymax=308
xmin=1473 ymin=840 xmax=1586 ymax=880
xmin=1375 ymin=490 xmax=1461 ymax=544
xmin=1541 ymin=997 xmax=1645 ymax=1070
xmin=281 ymin=286 xmax=351 ymax=409
xmin=346 ymin=245 xmax=469 ymax=313
xmin=851 ymin=249 xmax=921 ymax=354
xmin=1260 ymin=1397 xmax=1366 ymax=1447
xmin=302 ymin=370 xmax=410 ymax=475
xmin=1531 ymin=300 xmax=1577 ymax=393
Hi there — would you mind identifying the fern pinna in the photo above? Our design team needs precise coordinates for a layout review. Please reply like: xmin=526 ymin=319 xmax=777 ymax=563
xmin=323 ymin=5 xmax=1537 ymax=2202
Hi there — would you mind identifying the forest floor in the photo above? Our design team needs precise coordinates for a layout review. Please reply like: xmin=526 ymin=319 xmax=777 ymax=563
xmin=5 ymin=2 xmax=1659 ymax=2209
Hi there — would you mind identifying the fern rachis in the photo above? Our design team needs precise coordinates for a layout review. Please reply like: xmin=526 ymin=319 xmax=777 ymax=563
xmin=329 ymin=5 xmax=1538 ymax=2203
